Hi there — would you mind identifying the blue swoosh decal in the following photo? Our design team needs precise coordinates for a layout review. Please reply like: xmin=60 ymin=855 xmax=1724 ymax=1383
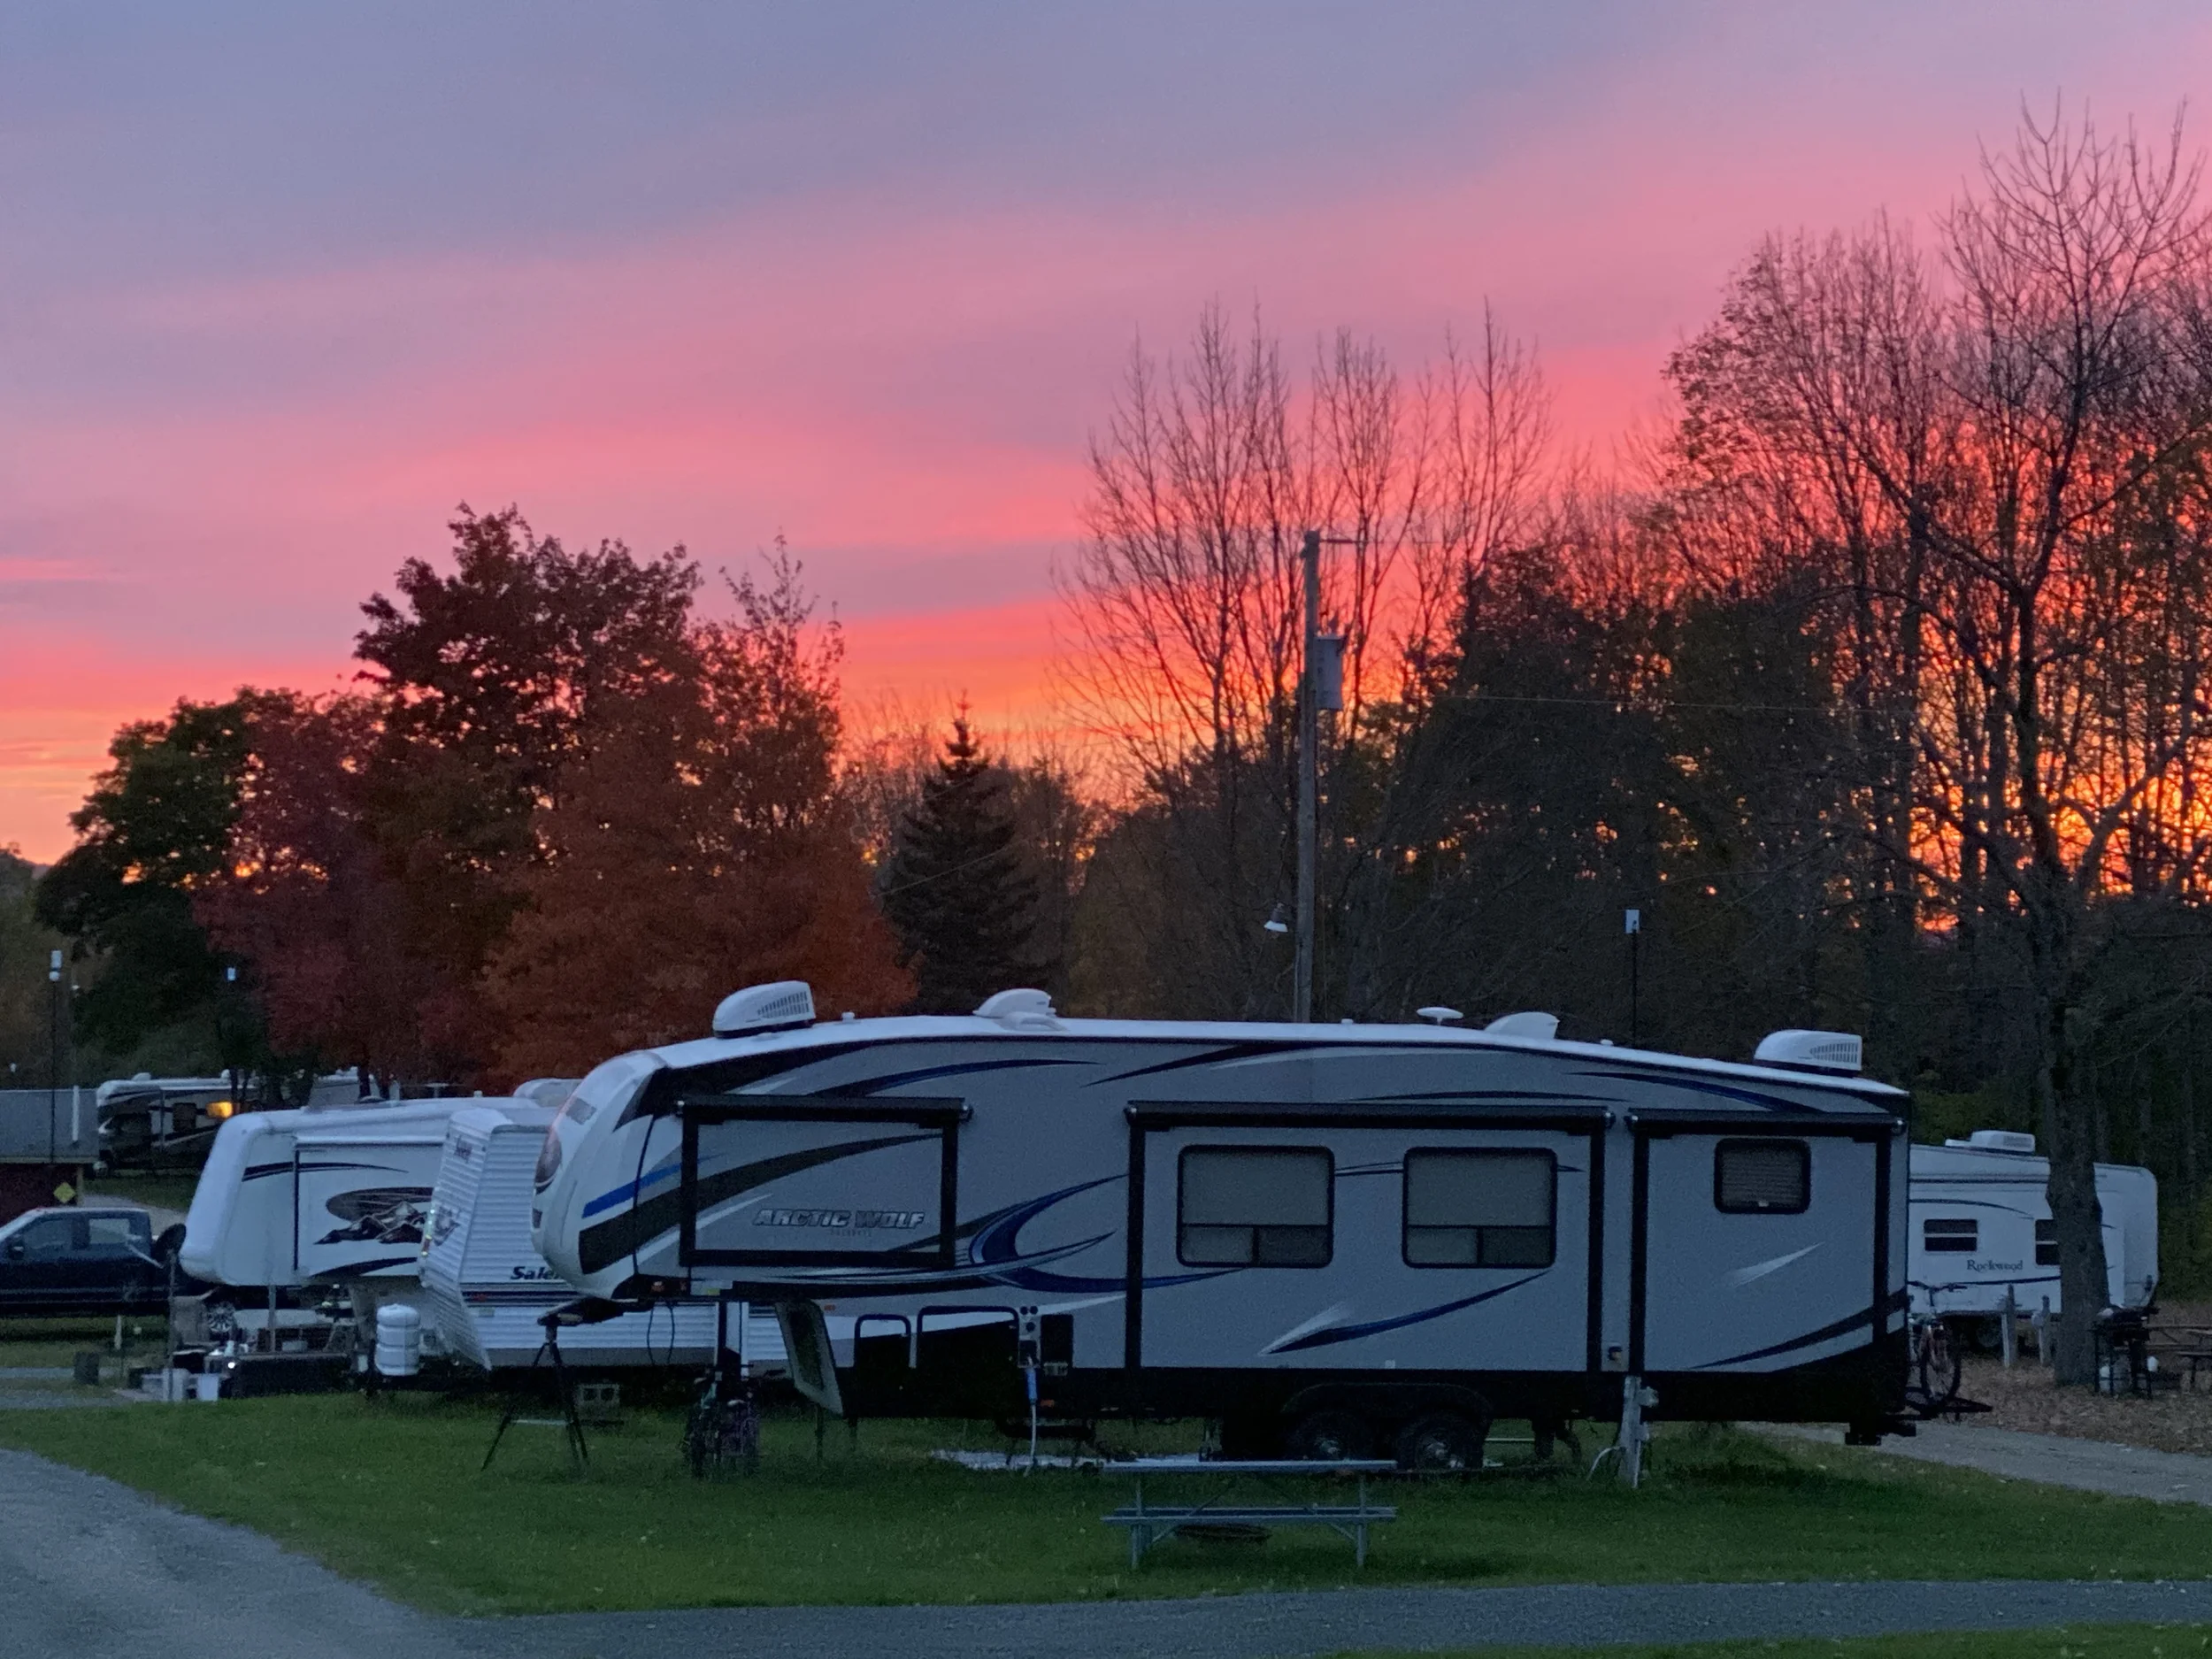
xmin=1578 ymin=1069 xmax=1809 ymax=1111
xmin=837 ymin=1058 xmax=1090 ymax=1095
xmin=1263 ymin=1272 xmax=1546 ymax=1352
xmin=582 ymin=1157 xmax=682 ymax=1219
xmin=969 ymin=1175 xmax=1229 ymax=1294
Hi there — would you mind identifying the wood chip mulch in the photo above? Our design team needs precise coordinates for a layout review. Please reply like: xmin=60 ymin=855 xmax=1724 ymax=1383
xmin=1951 ymin=1302 xmax=2212 ymax=1457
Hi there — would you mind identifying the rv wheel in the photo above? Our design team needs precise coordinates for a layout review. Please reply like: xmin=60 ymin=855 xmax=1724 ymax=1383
xmin=1285 ymin=1408 xmax=1375 ymax=1462
xmin=1395 ymin=1410 xmax=1486 ymax=1473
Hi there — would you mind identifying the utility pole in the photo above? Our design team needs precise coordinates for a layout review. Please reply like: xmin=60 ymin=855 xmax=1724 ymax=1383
xmin=1294 ymin=530 xmax=1348 ymax=1025
xmin=1296 ymin=531 xmax=1320 ymax=1024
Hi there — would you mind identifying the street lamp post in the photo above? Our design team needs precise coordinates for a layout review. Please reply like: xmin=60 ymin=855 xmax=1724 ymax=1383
xmin=47 ymin=949 xmax=61 ymax=1173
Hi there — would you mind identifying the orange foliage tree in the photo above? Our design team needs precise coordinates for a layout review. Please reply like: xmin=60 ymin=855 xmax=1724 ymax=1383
xmin=482 ymin=549 xmax=908 ymax=1079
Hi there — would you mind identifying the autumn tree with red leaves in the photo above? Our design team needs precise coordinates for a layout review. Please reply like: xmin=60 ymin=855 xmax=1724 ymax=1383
xmin=482 ymin=547 xmax=908 ymax=1078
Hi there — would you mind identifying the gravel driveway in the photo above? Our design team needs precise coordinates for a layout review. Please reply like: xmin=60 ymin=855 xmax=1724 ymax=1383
xmin=4 ymin=1445 xmax=2208 ymax=1659
xmin=1781 ymin=1420 xmax=2212 ymax=1506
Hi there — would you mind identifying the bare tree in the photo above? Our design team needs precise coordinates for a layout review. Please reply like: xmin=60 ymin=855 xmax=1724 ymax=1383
xmin=1666 ymin=104 xmax=2212 ymax=1379
xmin=1059 ymin=303 xmax=1550 ymax=1017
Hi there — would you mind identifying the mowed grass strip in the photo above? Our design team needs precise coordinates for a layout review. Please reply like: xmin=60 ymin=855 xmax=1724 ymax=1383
xmin=0 ymin=1397 xmax=2209 ymax=1615
xmin=1344 ymin=1629 xmax=2212 ymax=1658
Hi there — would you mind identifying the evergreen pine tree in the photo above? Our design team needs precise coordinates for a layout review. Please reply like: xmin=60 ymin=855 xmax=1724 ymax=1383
xmin=880 ymin=718 xmax=1040 ymax=1012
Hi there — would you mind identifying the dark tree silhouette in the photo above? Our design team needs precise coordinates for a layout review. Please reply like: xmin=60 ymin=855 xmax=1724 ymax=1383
xmin=881 ymin=719 xmax=1041 ymax=1013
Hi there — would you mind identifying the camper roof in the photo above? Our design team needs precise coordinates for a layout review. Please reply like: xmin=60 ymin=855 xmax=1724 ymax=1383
xmin=635 ymin=1009 xmax=1906 ymax=1102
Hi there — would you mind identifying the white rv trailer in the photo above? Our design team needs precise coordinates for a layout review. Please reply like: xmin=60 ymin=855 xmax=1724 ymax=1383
xmin=1908 ymin=1130 xmax=2158 ymax=1325
xmin=181 ymin=1096 xmax=505 ymax=1340
xmin=534 ymin=984 xmax=1914 ymax=1453
xmin=422 ymin=1102 xmax=781 ymax=1371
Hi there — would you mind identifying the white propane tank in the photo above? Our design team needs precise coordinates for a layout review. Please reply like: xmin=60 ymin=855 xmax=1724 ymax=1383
xmin=374 ymin=1302 xmax=422 ymax=1378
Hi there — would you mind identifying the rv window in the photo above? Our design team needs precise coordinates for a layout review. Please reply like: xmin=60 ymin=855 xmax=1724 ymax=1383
xmin=1178 ymin=1148 xmax=1333 ymax=1268
xmin=2035 ymin=1219 xmax=2057 ymax=1266
xmin=1714 ymin=1140 xmax=1810 ymax=1214
xmin=1403 ymin=1150 xmax=1555 ymax=1268
xmin=1923 ymin=1217 xmax=1978 ymax=1254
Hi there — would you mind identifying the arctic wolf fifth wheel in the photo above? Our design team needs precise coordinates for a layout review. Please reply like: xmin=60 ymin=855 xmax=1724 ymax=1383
xmin=531 ymin=983 xmax=1912 ymax=1457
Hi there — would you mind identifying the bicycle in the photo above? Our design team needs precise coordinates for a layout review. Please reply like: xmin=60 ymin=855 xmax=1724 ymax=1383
xmin=683 ymin=1363 xmax=760 ymax=1477
xmin=1902 ymin=1313 xmax=1962 ymax=1418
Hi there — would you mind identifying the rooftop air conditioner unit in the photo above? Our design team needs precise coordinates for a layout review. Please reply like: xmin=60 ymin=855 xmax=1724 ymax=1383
xmin=975 ymin=988 xmax=1063 ymax=1031
xmin=1949 ymin=1128 xmax=2037 ymax=1155
xmin=1752 ymin=1029 xmax=1863 ymax=1074
xmin=712 ymin=980 xmax=816 ymax=1038
xmin=1484 ymin=1011 xmax=1560 ymax=1041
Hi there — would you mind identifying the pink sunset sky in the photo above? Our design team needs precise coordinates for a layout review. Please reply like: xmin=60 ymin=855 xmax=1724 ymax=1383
xmin=1 ymin=3 xmax=2205 ymax=860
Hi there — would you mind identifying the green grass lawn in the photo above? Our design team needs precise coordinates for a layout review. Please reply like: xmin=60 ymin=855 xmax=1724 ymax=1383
xmin=0 ymin=1396 xmax=2208 ymax=1616
xmin=1344 ymin=1633 xmax=2212 ymax=1659
xmin=0 ymin=1315 xmax=165 ymax=1377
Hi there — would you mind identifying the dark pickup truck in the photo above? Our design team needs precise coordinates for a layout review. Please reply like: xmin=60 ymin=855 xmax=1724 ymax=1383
xmin=0 ymin=1207 xmax=188 ymax=1316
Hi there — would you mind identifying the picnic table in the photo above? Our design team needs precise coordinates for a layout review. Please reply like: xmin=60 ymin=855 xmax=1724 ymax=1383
xmin=1101 ymin=1457 xmax=1398 ymax=1568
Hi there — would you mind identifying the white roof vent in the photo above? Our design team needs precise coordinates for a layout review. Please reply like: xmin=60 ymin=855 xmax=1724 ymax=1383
xmin=1753 ymin=1029 xmax=1863 ymax=1074
xmin=1416 ymin=1006 xmax=1463 ymax=1025
xmin=712 ymin=980 xmax=817 ymax=1038
xmin=975 ymin=988 xmax=1062 ymax=1030
xmin=1954 ymin=1129 xmax=2037 ymax=1154
xmin=513 ymin=1078 xmax=581 ymax=1109
xmin=1485 ymin=1011 xmax=1559 ymax=1041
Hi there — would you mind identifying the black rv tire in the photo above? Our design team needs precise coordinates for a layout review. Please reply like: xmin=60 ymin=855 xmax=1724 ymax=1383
xmin=1396 ymin=1410 xmax=1486 ymax=1472
xmin=1285 ymin=1408 xmax=1375 ymax=1462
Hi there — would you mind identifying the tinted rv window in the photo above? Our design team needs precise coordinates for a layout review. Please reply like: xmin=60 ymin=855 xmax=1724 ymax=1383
xmin=2035 ymin=1219 xmax=2057 ymax=1266
xmin=1178 ymin=1148 xmax=1333 ymax=1267
xmin=1924 ymin=1217 xmax=1978 ymax=1254
xmin=1403 ymin=1150 xmax=1555 ymax=1267
xmin=1714 ymin=1140 xmax=1810 ymax=1214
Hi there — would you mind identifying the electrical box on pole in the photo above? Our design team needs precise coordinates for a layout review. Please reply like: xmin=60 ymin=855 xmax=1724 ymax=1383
xmin=1313 ymin=632 xmax=1345 ymax=713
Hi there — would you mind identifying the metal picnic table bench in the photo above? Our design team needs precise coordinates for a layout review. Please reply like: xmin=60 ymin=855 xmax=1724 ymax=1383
xmin=1102 ymin=1457 xmax=1399 ymax=1568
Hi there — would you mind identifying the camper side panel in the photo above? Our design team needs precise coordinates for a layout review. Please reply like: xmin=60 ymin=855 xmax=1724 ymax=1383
xmin=180 ymin=1115 xmax=301 ymax=1286
xmin=1133 ymin=1124 xmax=1593 ymax=1375
xmin=292 ymin=1135 xmax=443 ymax=1280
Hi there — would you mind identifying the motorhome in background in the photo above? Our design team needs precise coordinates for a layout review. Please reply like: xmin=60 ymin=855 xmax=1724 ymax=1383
xmin=96 ymin=1075 xmax=236 ymax=1172
xmin=422 ymin=1102 xmax=780 ymax=1371
xmin=534 ymin=982 xmax=1912 ymax=1461
xmin=96 ymin=1071 xmax=365 ymax=1173
xmin=1908 ymin=1131 xmax=2158 ymax=1333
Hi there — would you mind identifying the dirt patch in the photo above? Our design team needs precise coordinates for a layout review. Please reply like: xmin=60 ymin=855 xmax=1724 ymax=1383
xmin=1954 ymin=1313 xmax=2212 ymax=1456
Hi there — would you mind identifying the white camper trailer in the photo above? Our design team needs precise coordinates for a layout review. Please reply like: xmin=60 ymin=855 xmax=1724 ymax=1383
xmin=1908 ymin=1131 xmax=2158 ymax=1325
xmin=422 ymin=1102 xmax=780 ymax=1371
xmin=181 ymin=1096 xmax=524 ymax=1354
xmin=534 ymin=984 xmax=1914 ymax=1455
xmin=181 ymin=1099 xmax=468 ymax=1289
